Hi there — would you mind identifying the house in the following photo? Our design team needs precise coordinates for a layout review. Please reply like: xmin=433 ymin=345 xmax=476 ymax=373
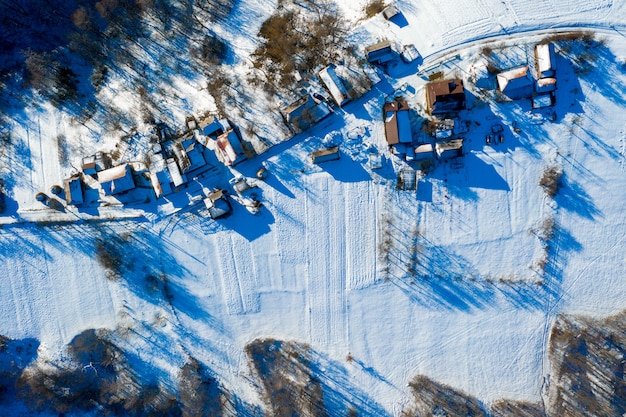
xmin=63 ymin=175 xmax=83 ymax=205
xmin=426 ymin=79 xmax=466 ymax=115
xmin=365 ymin=41 xmax=395 ymax=65
xmin=98 ymin=164 xmax=135 ymax=195
xmin=283 ymin=94 xmax=331 ymax=132
xmin=535 ymin=43 xmax=557 ymax=78
xmin=383 ymin=98 xmax=412 ymax=146
xmin=215 ymin=129 xmax=246 ymax=166
xmin=319 ymin=65 xmax=350 ymax=107
xmin=312 ymin=146 xmax=340 ymax=164
xmin=497 ymin=66 xmax=534 ymax=100
xmin=204 ymin=189 xmax=232 ymax=219
xmin=436 ymin=139 xmax=464 ymax=160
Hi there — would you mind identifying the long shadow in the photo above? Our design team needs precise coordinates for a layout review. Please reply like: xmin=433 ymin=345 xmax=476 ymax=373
xmin=556 ymin=173 xmax=602 ymax=220
xmin=318 ymin=151 xmax=372 ymax=183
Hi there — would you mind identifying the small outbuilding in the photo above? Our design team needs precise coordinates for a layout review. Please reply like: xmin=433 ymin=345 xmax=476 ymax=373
xmin=312 ymin=146 xmax=340 ymax=164
xmin=383 ymin=98 xmax=412 ymax=146
xmin=536 ymin=77 xmax=557 ymax=94
xmin=204 ymin=189 xmax=232 ymax=219
xmin=414 ymin=144 xmax=435 ymax=162
xmin=98 ymin=164 xmax=135 ymax=196
xmin=365 ymin=41 xmax=395 ymax=65
xmin=215 ymin=129 xmax=246 ymax=166
xmin=63 ymin=175 xmax=83 ymax=205
xmin=436 ymin=139 xmax=464 ymax=160
xmin=319 ymin=65 xmax=350 ymax=107
xmin=283 ymin=94 xmax=331 ymax=133
xmin=497 ymin=66 xmax=534 ymax=100
xmin=426 ymin=79 xmax=466 ymax=115
xmin=535 ymin=43 xmax=557 ymax=78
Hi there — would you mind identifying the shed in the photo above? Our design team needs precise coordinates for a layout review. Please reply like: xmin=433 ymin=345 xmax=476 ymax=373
xmin=284 ymin=94 xmax=331 ymax=132
xmin=82 ymin=152 xmax=108 ymax=176
xmin=319 ymin=65 xmax=350 ymax=107
xmin=365 ymin=41 xmax=395 ymax=65
xmin=215 ymin=129 xmax=246 ymax=166
xmin=63 ymin=175 xmax=83 ymax=205
xmin=497 ymin=66 xmax=534 ymax=100
xmin=436 ymin=139 xmax=464 ymax=160
xmin=426 ymin=79 xmax=466 ymax=115
xmin=149 ymin=170 xmax=173 ymax=198
xmin=535 ymin=43 xmax=557 ymax=78
xmin=312 ymin=146 xmax=340 ymax=164
xmin=536 ymin=77 xmax=557 ymax=94
xmin=414 ymin=144 xmax=435 ymax=162
xmin=166 ymin=157 xmax=186 ymax=188
xmin=532 ymin=93 xmax=555 ymax=109
xmin=382 ymin=4 xmax=399 ymax=20
xmin=98 ymin=164 xmax=135 ymax=195
xmin=204 ymin=189 xmax=232 ymax=219
xmin=384 ymin=99 xmax=412 ymax=146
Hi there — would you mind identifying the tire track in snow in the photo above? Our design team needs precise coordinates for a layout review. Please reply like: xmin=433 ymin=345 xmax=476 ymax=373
xmin=346 ymin=181 xmax=377 ymax=290
xmin=305 ymin=176 xmax=346 ymax=347
xmin=214 ymin=233 xmax=246 ymax=315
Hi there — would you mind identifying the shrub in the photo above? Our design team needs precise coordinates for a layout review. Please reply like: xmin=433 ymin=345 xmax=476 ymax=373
xmin=539 ymin=166 xmax=562 ymax=198
xmin=363 ymin=0 xmax=386 ymax=19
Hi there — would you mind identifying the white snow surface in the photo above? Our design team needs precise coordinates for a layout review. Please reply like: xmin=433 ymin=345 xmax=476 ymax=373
xmin=2 ymin=0 xmax=626 ymax=414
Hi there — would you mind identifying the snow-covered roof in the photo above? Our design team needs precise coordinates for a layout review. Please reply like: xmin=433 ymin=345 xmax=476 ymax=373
xmin=535 ymin=43 xmax=557 ymax=78
xmin=497 ymin=66 xmax=534 ymax=99
xmin=97 ymin=164 xmax=135 ymax=195
xmin=319 ymin=65 xmax=350 ymax=107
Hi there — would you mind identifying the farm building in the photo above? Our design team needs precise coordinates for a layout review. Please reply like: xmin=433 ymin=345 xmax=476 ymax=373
xmin=436 ymin=139 xmax=464 ymax=160
xmin=535 ymin=43 xmax=557 ymax=78
xmin=383 ymin=98 xmax=412 ymax=146
xmin=204 ymin=189 xmax=232 ymax=219
xmin=312 ymin=146 xmax=340 ymax=164
xmin=319 ymin=65 xmax=350 ymax=107
xmin=536 ymin=77 xmax=557 ymax=94
xmin=426 ymin=79 xmax=466 ymax=115
xmin=382 ymin=4 xmax=400 ymax=20
xmin=98 ymin=164 xmax=135 ymax=195
xmin=414 ymin=144 xmax=435 ymax=162
xmin=166 ymin=158 xmax=186 ymax=188
xmin=532 ymin=93 xmax=555 ymax=109
xmin=203 ymin=118 xmax=231 ymax=138
xmin=81 ymin=152 xmax=109 ymax=176
xmin=63 ymin=175 xmax=83 ymax=205
xmin=215 ymin=129 xmax=246 ymax=166
xmin=365 ymin=41 xmax=395 ymax=65
xmin=497 ymin=66 xmax=534 ymax=100
xmin=283 ymin=94 xmax=331 ymax=133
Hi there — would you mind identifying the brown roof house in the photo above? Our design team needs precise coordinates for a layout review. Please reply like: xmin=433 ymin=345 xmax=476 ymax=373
xmin=383 ymin=98 xmax=412 ymax=146
xmin=426 ymin=79 xmax=466 ymax=115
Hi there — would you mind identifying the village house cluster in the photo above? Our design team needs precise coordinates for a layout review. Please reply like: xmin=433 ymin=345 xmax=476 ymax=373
xmin=40 ymin=2 xmax=563 ymax=217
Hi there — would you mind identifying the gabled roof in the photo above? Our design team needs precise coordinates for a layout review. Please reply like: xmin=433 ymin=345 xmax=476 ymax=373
xmin=98 ymin=164 xmax=135 ymax=195
xmin=384 ymin=99 xmax=412 ymax=146
xmin=426 ymin=79 xmax=466 ymax=114
xmin=497 ymin=66 xmax=534 ymax=99
xmin=284 ymin=95 xmax=331 ymax=132
xmin=319 ymin=65 xmax=350 ymax=107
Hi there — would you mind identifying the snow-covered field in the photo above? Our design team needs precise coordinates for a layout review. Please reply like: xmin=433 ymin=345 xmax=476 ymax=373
xmin=2 ymin=0 xmax=626 ymax=414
